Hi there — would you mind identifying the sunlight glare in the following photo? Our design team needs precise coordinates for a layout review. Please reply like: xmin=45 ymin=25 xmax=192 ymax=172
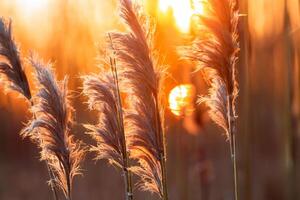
xmin=159 ymin=0 xmax=204 ymax=33
xmin=169 ymin=84 xmax=196 ymax=117
xmin=15 ymin=0 xmax=49 ymax=16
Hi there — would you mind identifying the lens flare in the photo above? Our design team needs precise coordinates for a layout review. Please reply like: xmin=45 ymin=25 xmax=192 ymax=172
xmin=159 ymin=0 xmax=204 ymax=33
xmin=168 ymin=84 xmax=196 ymax=117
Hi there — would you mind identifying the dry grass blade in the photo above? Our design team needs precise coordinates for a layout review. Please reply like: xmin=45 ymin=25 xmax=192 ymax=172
xmin=22 ymin=56 xmax=85 ymax=200
xmin=109 ymin=0 xmax=168 ymax=199
xmin=0 ymin=18 xmax=31 ymax=99
xmin=179 ymin=0 xmax=240 ymax=200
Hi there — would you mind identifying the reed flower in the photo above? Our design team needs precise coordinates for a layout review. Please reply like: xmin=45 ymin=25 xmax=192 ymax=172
xmin=197 ymin=70 xmax=230 ymax=134
xmin=82 ymin=54 xmax=133 ymax=199
xmin=0 ymin=18 xmax=31 ymax=99
xmin=181 ymin=0 xmax=240 ymax=128
xmin=0 ymin=18 xmax=60 ymax=199
xmin=180 ymin=0 xmax=240 ymax=199
xmin=83 ymin=73 xmax=124 ymax=167
xmin=22 ymin=56 xmax=85 ymax=200
xmin=109 ymin=0 xmax=168 ymax=199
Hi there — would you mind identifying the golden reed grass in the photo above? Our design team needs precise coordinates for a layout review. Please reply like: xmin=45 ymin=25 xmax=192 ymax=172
xmin=82 ymin=41 xmax=133 ymax=200
xmin=109 ymin=0 xmax=168 ymax=199
xmin=21 ymin=56 xmax=85 ymax=200
xmin=0 ymin=18 xmax=60 ymax=200
xmin=180 ymin=0 xmax=240 ymax=200
xmin=0 ymin=17 xmax=85 ymax=200
xmin=0 ymin=1 xmax=241 ymax=199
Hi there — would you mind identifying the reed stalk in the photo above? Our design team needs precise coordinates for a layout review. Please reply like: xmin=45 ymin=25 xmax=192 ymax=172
xmin=110 ymin=42 xmax=134 ymax=200
xmin=112 ymin=57 xmax=133 ymax=200
xmin=179 ymin=1 xmax=241 ymax=199
xmin=22 ymin=56 xmax=85 ymax=200
xmin=109 ymin=0 xmax=168 ymax=199
xmin=0 ymin=18 xmax=59 ymax=200
xmin=154 ymin=94 xmax=168 ymax=200
xmin=228 ymin=94 xmax=238 ymax=200
xmin=82 ymin=37 xmax=134 ymax=199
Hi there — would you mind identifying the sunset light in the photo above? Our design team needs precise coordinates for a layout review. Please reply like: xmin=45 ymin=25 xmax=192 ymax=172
xmin=169 ymin=84 xmax=196 ymax=116
xmin=15 ymin=0 xmax=49 ymax=14
xmin=0 ymin=0 xmax=298 ymax=199
xmin=159 ymin=0 xmax=204 ymax=32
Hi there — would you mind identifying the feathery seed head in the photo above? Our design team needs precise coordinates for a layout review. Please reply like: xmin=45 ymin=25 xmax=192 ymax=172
xmin=180 ymin=0 xmax=240 ymax=137
xmin=0 ymin=18 xmax=31 ymax=99
xmin=109 ymin=0 xmax=168 ymax=197
xmin=22 ymin=55 xmax=85 ymax=198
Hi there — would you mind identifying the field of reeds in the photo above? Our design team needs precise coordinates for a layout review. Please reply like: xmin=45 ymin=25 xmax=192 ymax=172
xmin=0 ymin=0 xmax=299 ymax=200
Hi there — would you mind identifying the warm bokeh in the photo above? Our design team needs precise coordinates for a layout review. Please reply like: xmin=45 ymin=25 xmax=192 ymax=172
xmin=158 ymin=0 xmax=205 ymax=32
xmin=169 ymin=84 xmax=196 ymax=117
xmin=0 ymin=0 xmax=299 ymax=200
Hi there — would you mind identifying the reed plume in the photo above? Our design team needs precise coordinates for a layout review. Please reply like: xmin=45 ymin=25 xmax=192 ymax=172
xmin=22 ymin=56 xmax=85 ymax=200
xmin=82 ymin=50 xmax=133 ymax=200
xmin=0 ymin=18 xmax=31 ymax=99
xmin=109 ymin=0 xmax=168 ymax=199
xmin=0 ymin=18 xmax=59 ymax=200
xmin=180 ymin=0 xmax=240 ymax=200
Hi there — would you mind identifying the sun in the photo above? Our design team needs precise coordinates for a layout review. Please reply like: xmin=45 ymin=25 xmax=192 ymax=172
xmin=159 ymin=0 xmax=204 ymax=33
xmin=168 ymin=84 xmax=196 ymax=117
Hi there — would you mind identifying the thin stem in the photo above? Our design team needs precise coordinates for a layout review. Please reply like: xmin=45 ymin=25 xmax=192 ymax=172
xmin=123 ymin=167 xmax=133 ymax=200
xmin=228 ymin=95 xmax=238 ymax=200
xmin=67 ymin=174 xmax=72 ymax=200
xmin=67 ymin=183 xmax=72 ymax=200
xmin=113 ymin=59 xmax=134 ymax=200
xmin=108 ymin=34 xmax=133 ymax=200
xmin=231 ymin=132 xmax=238 ymax=200
xmin=154 ymin=94 xmax=168 ymax=200
xmin=160 ymin=153 xmax=168 ymax=200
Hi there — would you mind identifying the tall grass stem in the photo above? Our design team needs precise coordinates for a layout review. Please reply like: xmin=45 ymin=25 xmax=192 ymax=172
xmin=228 ymin=95 xmax=238 ymax=200
xmin=109 ymin=51 xmax=133 ymax=200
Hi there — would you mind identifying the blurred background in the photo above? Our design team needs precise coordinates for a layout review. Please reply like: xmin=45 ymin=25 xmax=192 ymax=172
xmin=0 ymin=0 xmax=299 ymax=200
